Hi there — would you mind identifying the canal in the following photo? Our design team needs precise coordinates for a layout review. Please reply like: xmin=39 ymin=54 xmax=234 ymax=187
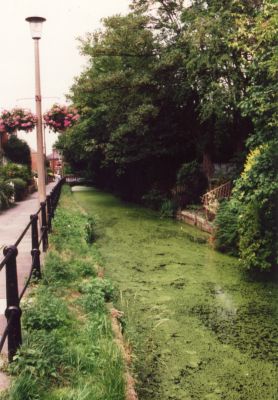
xmin=73 ymin=188 xmax=278 ymax=400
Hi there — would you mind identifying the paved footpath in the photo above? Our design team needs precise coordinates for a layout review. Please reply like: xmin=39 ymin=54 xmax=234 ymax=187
xmin=0 ymin=182 xmax=57 ymax=388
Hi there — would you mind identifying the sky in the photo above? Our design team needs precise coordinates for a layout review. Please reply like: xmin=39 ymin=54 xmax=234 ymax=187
xmin=0 ymin=0 xmax=131 ymax=154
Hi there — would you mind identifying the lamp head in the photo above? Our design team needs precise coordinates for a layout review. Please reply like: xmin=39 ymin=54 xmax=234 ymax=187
xmin=26 ymin=16 xmax=46 ymax=39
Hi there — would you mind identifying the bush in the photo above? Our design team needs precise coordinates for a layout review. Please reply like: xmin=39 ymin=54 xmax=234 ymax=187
xmin=0 ymin=163 xmax=32 ymax=184
xmin=10 ymin=178 xmax=27 ymax=201
xmin=142 ymin=188 xmax=166 ymax=210
xmin=79 ymin=278 xmax=116 ymax=302
xmin=176 ymin=161 xmax=208 ymax=206
xmin=23 ymin=287 xmax=70 ymax=331
xmin=233 ymin=141 xmax=278 ymax=271
xmin=70 ymin=259 xmax=97 ymax=277
xmin=43 ymin=251 xmax=76 ymax=286
xmin=85 ymin=216 xmax=97 ymax=243
xmin=3 ymin=136 xmax=31 ymax=167
xmin=10 ymin=330 xmax=67 ymax=382
xmin=0 ymin=179 xmax=14 ymax=210
xmin=214 ymin=199 xmax=239 ymax=256
xmin=160 ymin=199 xmax=177 ymax=218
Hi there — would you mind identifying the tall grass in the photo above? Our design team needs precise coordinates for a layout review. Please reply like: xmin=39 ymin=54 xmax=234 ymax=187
xmin=1 ymin=186 xmax=125 ymax=400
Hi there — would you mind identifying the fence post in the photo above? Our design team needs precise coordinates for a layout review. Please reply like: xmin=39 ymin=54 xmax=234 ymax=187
xmin=30 ymin=214 xmax=41 ymax=279
xmin=3 ymin=245 xmax=22 ymax=362
xmin=40 ymin=201 xmax=48 ymax=252
xmin=46 ymin=195 xmax=52 ymax=232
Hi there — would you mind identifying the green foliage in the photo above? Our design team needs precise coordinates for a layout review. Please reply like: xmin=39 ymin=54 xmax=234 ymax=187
xmin=142 ymin=188 xmax=166 ymax=210
xmin=238 ymin=1 xmax=278 ymax=148
xmin=51 ymin=206 xmax=88 ymax=252
xmin=160 ymin=199 xmax=177 ymax=218
xmin=42 ymin=251 xmax=75 ymax=286
xmin=79 ymin=278 xmax=116 ymax=302
xmin=5 ymin=373 xmax=40 ymax=400
xmin=0 ymin=179 xmax=14 ymax=210
xmin=22 ymin=288 xmax=70 ymax=331
xmin=10 ymin=330 xmax=67 ymax=381
xmin=176 ymin=161 xmax=207 ymax=206
xmin=214 ymin=199 xmax=239 ymax=256
xmin=0 ymin=163 xmax=32 ymax=184
xmin=233 ymin=141 xmax=278 ymax=270
xmin=10 ymin=178 xmax=27 ymax=201
xmin=70 ymin=259 xmax=97 ymax=278
xmin=84 ymin=216 xmax=97 ymax=243
xmin=5 ymin=188 xmax=125 ymax=399
xmin=3 ymin=135 xmax=31 ymax=167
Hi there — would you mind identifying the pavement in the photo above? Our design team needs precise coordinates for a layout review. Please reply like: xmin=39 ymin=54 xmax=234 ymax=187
xmin=0 ymin=181 xmax=57 ymax=389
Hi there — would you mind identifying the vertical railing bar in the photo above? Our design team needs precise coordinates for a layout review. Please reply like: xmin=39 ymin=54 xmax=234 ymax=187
xmin=3 ymin=245 xmax=22 ymax=362
xmin=40 ymin=201 xmax=48 ymax=252
xmin=30 ymin=214 xmax=42 ymax=279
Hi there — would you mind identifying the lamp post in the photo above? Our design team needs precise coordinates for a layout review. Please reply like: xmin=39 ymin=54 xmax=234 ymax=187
xmin=25 ymin=16 xmax=46 ymax=202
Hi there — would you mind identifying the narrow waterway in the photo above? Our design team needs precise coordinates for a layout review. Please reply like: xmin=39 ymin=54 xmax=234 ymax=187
xmin=73 ymin=188 xmax=278 ymax=400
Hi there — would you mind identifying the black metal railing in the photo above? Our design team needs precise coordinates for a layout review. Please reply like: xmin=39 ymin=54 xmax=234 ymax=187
xmin=0 ymin=178 xmax=64 ymax=361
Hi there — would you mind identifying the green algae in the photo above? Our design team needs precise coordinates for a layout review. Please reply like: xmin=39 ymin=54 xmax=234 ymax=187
xmin=72 ymin=189 xmax=278 ymax=400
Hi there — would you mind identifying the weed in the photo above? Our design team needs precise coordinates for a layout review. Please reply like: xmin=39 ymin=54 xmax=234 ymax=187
xmin=70 ymin=259 xmax=97 ymax=278
xmin=9 ymin=330 xmax=68 ymax=382
xmin=22 ymin=287 xmax=70 ymax=331
xmin=4 ymin=187 xmax=125 ymax=400
xmin=84 ymin=216 xmax=97 ymax=244
xmin=42 ymin=251 xmax=75 ymax=286
xmin=79 ymin=277 xmax=117 ymax=302
xmin=5 ymin=374 xmax=40 ymax=400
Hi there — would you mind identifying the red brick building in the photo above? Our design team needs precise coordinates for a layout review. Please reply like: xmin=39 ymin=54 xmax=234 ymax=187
xmin=47 ymin=149 xmax=63 ymax=175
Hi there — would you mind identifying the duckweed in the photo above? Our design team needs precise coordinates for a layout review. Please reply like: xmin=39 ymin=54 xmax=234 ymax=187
xmin=73 ymin=188 xmax=278 ymax=400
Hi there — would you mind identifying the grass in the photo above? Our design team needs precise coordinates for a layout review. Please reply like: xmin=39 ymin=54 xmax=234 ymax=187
xmin=1 ymin=186 xmax=125 ymax=400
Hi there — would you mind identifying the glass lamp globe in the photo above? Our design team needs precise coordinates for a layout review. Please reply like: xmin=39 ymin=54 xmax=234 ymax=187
xmin=25 ymin=16 xmax=46 ymax=39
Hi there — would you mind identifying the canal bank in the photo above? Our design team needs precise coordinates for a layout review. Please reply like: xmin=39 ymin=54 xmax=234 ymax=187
xmin=73 ymin=187 xmax=278 ymax=400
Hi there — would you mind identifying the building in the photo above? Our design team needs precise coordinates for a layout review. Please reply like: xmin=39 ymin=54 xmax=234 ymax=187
xmin=47 ymin=149 xmax=63 ymax=175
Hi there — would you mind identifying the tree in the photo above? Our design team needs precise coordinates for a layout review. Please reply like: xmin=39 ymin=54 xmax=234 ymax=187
xmin=3 ymin=135 xmax=31 ymax=167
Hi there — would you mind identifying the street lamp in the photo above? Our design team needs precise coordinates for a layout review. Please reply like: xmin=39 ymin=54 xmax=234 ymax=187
xmin=25 ymin=16 xmax=46 ymax=202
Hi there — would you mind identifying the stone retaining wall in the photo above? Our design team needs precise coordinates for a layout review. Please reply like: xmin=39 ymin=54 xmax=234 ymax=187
xmin=177 ymin=210 xmax=213 ymax=234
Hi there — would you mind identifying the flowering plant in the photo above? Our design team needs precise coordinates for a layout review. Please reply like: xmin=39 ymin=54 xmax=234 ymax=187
xmin=0 ymin=108 xmax=37 ymax=134
xmin=43 ymin=104 xmax=80 ymax=133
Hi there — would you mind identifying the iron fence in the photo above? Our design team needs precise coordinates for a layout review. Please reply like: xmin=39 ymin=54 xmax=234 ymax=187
xmin=0 ymin=178 xmax=64 ymax=361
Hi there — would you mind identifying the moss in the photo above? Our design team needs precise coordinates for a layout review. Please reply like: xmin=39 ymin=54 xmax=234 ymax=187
xmin=73 ymin=189 xmax=278 ymax=400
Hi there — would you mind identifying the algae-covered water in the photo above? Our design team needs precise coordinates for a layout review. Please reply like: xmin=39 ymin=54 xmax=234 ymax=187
xmin=72 ymin=188 xmax=278 ymax=400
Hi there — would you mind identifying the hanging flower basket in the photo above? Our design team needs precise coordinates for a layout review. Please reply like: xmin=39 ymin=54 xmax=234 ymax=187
xmin=0 ymin=108 xmax=37 ymax=134
xmin=43 ymin=104 xmax=80 ymax=133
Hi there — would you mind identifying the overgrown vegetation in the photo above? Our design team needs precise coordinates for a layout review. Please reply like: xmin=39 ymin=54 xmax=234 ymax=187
xmin=1 ymin=186 xmax=125 ymax=400
xmin=55 ymin=0 xmax=277 ymax=271
xmin=0 ymin=162 xmax=33 ymax=209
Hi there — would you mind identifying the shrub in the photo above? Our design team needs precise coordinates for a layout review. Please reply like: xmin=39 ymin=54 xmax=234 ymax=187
xmin=79 ymin=278 xmax=116 ymax=302
xmin=23 ymin=288 xmax=70 ymax=331
xmin=10 ymin=330 xmax=67 ymax=381
xmin=0 ymin=179 xmax=14 ymax=210
xmin=43 ymin=251 xmax=75 ymax=286
xmin=176 ymin=161 xmax=208 ymax=206
xmin=142 ymin=188 xmax=166 ymax=210
xmin=214 ymin=199 xmax=239 ymax=256
xmin=0 ymin=163 xmax=32 ymax=184
xmin=85 ymin=216 xmax=97 ymax=243
xmin=70 ymin=259 xmax=97 ymax=277
xmin=10 ymin=178 xmax=27 ymax=201
xmin=160 ymin=199 xmax=177 ymax=218
xmin=233 ymin=140 xmax=278 ymax=271
xmin=79 ymin=290 xmax=106 ymax=314
xmin=3 ymin=136 xmax=31 ymax=167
